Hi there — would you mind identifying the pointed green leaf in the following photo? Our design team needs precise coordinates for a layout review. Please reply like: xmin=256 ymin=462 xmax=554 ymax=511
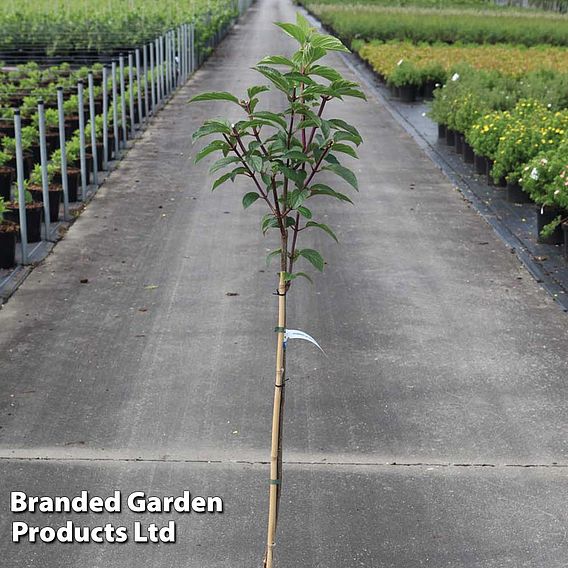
xmin=246 ymin=154 xmax=263 ymax=172
xmin=266 ymin=249 xmax=282 ymax=266
xmin=297 ymin=205 xmax=312 ymax=219
xmin=323 ymin=163 xmax=359 ymax=190
xmin=257 ymin=55 xmax=294 ymax=67
xmin=253 ymin=111 xmax=288 ymax=130
xmin=305 ymin=221 xmax=339 ymax=242
xmin=211 ymin=172 xmax=233 ymax=191
xmin=248 ymin=85 xmax=270 ymax=99
xmin=309 ymin=65 xmax=343 ymax=82
xmin=275 ymin=22 xmax=306 ymax=44
xmin=287 ymin=188 xmax=309 ymax=209
xmin=254 ymin=65 xmax=291 ymax=94
xmin=309 ymin=184 xmax=354 ymax=204
xmin=192 ymin=120 xmax=232 ymax=142
xmin=242 ymin=192 xmax=260 ymax=209
xmin=210 ymin=155 xmax=240 ymax=174
xmin=299 ymin=248 xmax=324 ymax=271
xmin=311 ymin=34 xmax=349 ymax=53
xmin=195 ymin=140 xmax=229 ymax=163
xmin=189 ymin=91 xmax=240 ymax=104
xmin=283 ymin=271 xmax=313 ymax=284
xmin=331 ymin=143 xmax=358 ymax=158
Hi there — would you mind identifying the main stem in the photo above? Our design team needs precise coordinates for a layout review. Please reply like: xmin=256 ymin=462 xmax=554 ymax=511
xmin=264 ymin=269 xmax=287 ymax=568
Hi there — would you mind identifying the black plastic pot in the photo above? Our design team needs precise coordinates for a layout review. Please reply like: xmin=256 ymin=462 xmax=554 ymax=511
xmin=446 ymin=129 xmax=456 ymax=146
xmin=398 ymin=84 xmax=417 ymax=103
xmin=0 ymin=167 xmax=13 ymax=201
xmin=438 ymin=124 xmax=447 ymax=139
xmin=29 ymin=186 xmax=63 ymax=223
xmin=422 ymin=81 xmax=437 ymax=100
xmin=506 ymin=181 xmax=531 ymax=204
xmin=0 ymin=224 xmax=17 ymax=268
xmin=563 ymin=223 xmax=568 ymax=260
xmin=486 ymin=159 xmax=495 ymax=186
xmin=5 ymin=204 xmax=43 ymax=242
xmin=463 ymin=141 xmax=475 ymax=164
xmin=474 ymin=154 xmax=487 ymax=175
xmin=53 ymin=169 xmax=81 ymax=202
xmin=455 ymin=133 xmax=464 ymax=155
xmin=536 ymin=205 xmax=565 ymax=245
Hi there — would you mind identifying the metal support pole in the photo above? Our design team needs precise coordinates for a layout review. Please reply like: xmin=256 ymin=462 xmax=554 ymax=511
xmin=177 ymin=27 xmax=181 ymax=87
xmin=56 ymin=88 xmax=69 ymax=220
xmin=135 ymin=48 xmax=143 ymax=123
xmin=102 ymin=66 xmax=109 ymax=171
xmin=190 ymin=24 xmax=195 ymax=74
xmin=154 ymin=39 xmax=160 ymax=107
xmin=128 ymin=52 xmax=135 ymax=138
xmin=160 ymin=36 xmax=165 ymax=102
xmin=165 ymin=33 xmax=170 ymax=97
xmin=77 ymin=81 xmax=88 ymax=200
xmin=151 ymin=42 xmax=157 ymax=111
xmin=112 ymin=61 xmax=119 ymax=156
xmin=88 ymin=72 xmax=98 ymax=186
xmin=119 ymin=55 xmax=127 ymax=145
xmin=13 ymin=111 xmax=28 ymax=263
xmin=143 ymin=44 xmax=149 ymax=120
xmin=37 ymin=100 xmax=52 ymax=238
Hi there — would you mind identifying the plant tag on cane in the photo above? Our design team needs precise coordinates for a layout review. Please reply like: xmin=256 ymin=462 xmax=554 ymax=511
xmin=284 ymin=329 xmax=325 ymax=355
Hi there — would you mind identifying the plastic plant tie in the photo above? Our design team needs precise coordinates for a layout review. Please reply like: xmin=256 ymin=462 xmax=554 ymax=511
xmin=269 ymin=479 xmax=281 ymax=485
xmin=274 ymin=326 xmax=285 ymax=333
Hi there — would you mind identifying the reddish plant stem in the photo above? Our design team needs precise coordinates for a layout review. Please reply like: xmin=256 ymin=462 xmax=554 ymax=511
xmin=223 ymin=133 xmax=276 ymax=215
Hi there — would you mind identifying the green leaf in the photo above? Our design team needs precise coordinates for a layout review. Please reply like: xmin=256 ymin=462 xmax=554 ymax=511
xmin=287 ymin=188 xmax=309 ymax=209
xmin=323 ymin=163 xmax=359 ymax=191
xmin=254 ymin=65 xmax=291 ymax=94
xmin=275 ymin=22 xmax=306 ymax=44
xmin=246 ymin=154 xmax=263 ymax=172
xmin=189 ymin=91 xmax=240 ymax=104
xmin=242 ymin=192 xmax=260 ymax=209
xmin=305 ymin=221 xmax=338 ymax=242
xmin=266 ymin=249 xmax=282 ymax=266
xmin=281 ymin=149 xmax=310 ymax=163
xmin=192 ymin=120 xmax=232 ymax=142
xmin=299 ymin=248 xmax=324 ymax=271
xmin=279 ymin=165 xmax=307 ymax=187
xmin=211 ymin=172 xmax=233 ymax=191
xmin=311 ymin=34 xmax=349 ymax=53
xmin=329 ymin=119 xmax=362 ymax=144
xmin=248 ymin=85 xmax=270 ymax=99
xmin=283 ymin=271 xmax=313 ymax=284
xmin=333 ymin=130 xmax=363 ymax=146
xmin=309 ymin=184 xmax=354 ymax=204
xmin=297 ymin=205 xmax=312 ymax=219
xmin=331 ymin=143 xmax=358 ymax=158
xmin=309 ymin=65 xmax=343 ymax=82
xmin=210 ymin=155 xmax=240 ymax=174
xmin=195 ymin=140 xmax=229 ymax=163
xmin=253 ymin=111 xmax=288 ymax=130
xmin=257 ymin=55 xmax=294 ymax=67
xmin=261 ymin=214 xmax=279 ymax=234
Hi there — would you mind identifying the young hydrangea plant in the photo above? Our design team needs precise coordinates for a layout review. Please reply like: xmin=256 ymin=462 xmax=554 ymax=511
xmin=190 ymin=13 xmax=365 ymax=568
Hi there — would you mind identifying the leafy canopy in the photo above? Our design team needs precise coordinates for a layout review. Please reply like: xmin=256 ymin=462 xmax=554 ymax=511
xmin=190 ymin=13 xmax=365 ymax=284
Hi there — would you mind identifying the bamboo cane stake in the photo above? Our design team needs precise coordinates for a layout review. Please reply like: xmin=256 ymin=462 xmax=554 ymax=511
xmin=264 ymin=270 xmax=287 ymax=568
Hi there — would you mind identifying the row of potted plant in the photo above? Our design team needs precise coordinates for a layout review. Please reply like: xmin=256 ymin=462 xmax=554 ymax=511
xmin=301 ymin=2 xmax=568 ymax=48
xmin=429 ymin=69 xmax=567 ymax=253
xmin=0 ymin=0 xmax=238 ymax=60
xmin=356 ymin=40 xmax=568 ymax=101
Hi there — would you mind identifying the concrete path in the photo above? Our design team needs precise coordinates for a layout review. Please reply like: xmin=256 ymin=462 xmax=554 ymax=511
xmin=0 ymin=0 xmax=567 ymax=566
